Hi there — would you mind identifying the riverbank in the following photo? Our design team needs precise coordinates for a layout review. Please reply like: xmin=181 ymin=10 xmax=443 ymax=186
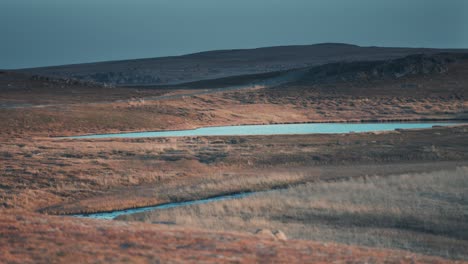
xmin=66 ymin=122 xmax=464 ymax=139
xmin=2 ymin=124 xmax=467 ymax=216
xmin=119 ymin=167 xmax=468 ymax=260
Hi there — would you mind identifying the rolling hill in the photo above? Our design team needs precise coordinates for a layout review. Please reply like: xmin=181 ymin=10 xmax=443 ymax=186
xmin=16 ymin=43 xmax=468 ymax=86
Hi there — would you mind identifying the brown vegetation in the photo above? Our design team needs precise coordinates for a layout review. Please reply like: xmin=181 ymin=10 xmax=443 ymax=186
xmin=120 ymin=168 xmax=468 ymax=260
xmin=1 ymin=53 xmax=467 ymax=138
xmin=1 ymin=51 xmax=468 ymax=262
xmin=1 ymin=124 xmax=467 ymax=215
xmin=0 ymin=210 xmax=459 ymax=264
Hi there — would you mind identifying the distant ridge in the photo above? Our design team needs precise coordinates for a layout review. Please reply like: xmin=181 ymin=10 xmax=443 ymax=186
xmin=16 ymin=43 xmax=468 ymax=86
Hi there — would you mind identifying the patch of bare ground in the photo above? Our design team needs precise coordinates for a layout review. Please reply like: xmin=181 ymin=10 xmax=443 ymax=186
xmin=0 ymin=210 xmax=460 ymax=263
xmin=119 ymin=167 xmax=468 ymax=261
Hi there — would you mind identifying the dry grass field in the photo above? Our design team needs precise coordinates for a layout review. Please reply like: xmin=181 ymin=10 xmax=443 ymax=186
xmin=2 ymin=210 xmax=458 ymax=264
xmin=120 ymin=167 xmax=468 ymax=260
xmin=1 ymin=125 xmax=467 ymax=215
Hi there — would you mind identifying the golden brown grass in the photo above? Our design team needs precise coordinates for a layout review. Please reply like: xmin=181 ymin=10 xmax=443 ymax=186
xmin=120 ymin=167 xmax=468 ymax=260
xmin=2 ymin=210 xmax=457 ymax=264
xmin=2 ymin=125 xmax=468 ymax=215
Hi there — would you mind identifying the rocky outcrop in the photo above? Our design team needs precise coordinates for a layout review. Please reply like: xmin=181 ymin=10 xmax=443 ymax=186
xmin=255 ymin=229 xmax=288 ymax=241
xmin=29 ymin=74 xmax=112 ymax=88
xmin=300 ymin=53 xmax=466 ymax=84
xmin=255 ymin=229 xmax=276 ymax=239
xmin=273 ymin=230 xmax=288 ymax=241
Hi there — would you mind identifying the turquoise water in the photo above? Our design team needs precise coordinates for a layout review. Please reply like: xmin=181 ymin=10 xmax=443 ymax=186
xmin=70 ymin=121 xmax=464 ymax=219
xmin=73 ymin=192 xmax=256 ymax=220
xmin=69 ymin=122 xmax=461 ymax=139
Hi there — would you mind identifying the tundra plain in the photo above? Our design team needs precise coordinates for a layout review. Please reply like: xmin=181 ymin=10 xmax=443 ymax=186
xmin=1 ymin=45 xmax=468 ymax=263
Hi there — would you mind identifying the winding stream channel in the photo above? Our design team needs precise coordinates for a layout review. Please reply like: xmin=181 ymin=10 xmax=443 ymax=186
xmin=73 ymin=192 xmax=257 ymax=220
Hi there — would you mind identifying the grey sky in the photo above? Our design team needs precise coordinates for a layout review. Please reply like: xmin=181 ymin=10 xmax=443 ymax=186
xmin=1 ymin=0 xmax=467 ymax=69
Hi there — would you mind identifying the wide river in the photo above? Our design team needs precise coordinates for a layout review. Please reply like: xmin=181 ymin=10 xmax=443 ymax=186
xmin=70 ymin=122 xmax=461 ymax=139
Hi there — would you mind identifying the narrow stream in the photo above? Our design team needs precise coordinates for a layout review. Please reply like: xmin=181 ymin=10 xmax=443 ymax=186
xmin=73 ymin=192 xmax=256 ymax=220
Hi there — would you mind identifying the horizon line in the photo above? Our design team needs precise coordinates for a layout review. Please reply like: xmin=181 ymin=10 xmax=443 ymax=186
xmin=8 ymin=42 xmax=468 ymax=71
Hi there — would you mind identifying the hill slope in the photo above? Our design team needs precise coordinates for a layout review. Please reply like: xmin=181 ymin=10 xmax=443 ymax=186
xmin=16 ymin=43 xmax=468 ymax=86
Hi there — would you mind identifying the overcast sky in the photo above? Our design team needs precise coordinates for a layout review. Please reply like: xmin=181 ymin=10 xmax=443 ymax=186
xmin=1 ymin=0 xmax=467 ymax=69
